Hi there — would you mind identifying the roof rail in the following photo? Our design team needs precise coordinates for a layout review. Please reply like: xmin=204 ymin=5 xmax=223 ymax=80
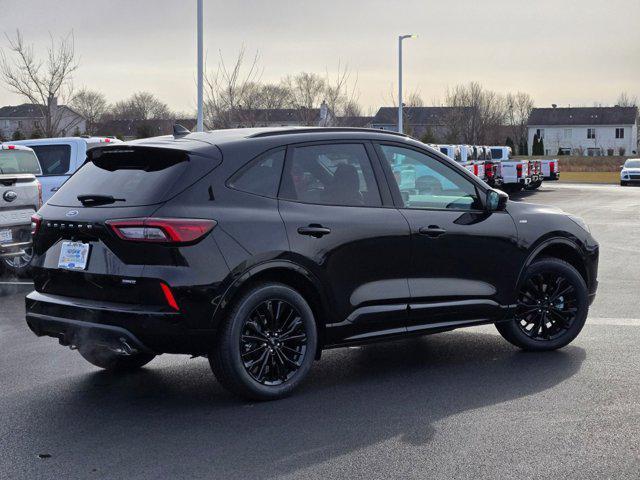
xmin=248 ymin=127 xmax=408 ymax=139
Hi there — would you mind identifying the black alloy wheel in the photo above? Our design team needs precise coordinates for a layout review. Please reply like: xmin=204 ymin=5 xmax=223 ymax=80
xmin=495 ymin=257 xmax=588 ymax=351
xmin=209 ymin=283 xmax=317 ymax=401
xmin=240 ymin=299 xmax=308 ymax=386
xmin=516 ymin=270 xmax=578 ymax=340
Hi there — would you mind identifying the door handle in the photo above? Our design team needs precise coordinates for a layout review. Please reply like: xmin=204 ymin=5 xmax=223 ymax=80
xmin=51 ymin=187 xmax=59 ymax=192
xmin=418 ymin=225 xmax=447 ymax=238
xmin=297 ymin=225 xmax=331 ymax=238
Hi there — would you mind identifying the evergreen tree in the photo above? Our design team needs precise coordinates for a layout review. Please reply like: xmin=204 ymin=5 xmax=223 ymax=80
xmin=505 ymin=137 xmax=515 ymax=151
xmin=11 ymin=130 xmax=25 ymax=141
xmin=539 ymin=137 xmax=545 ymax=156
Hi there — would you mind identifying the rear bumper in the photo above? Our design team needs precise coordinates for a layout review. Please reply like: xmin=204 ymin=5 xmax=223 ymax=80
xmin=25 ymin=291 xmax=213 ymax=354
xmin=0 ymin=224 xmax=32 ymax=257
xmin=0 ymin=239 xmax=31 ymax=257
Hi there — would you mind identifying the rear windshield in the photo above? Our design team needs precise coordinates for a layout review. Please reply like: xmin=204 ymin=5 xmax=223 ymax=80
xmin=30 ymin=144 xmax=71 ymax=175
xmin=48 ymin=147 xmax=219 ymax=207
xmin=0 ymin=149 xmax=42 ymax=175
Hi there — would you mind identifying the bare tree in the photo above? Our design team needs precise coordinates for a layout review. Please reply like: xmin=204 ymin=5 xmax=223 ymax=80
xmin=108 ymin=91 xmax=171 ymax=120
xmin=284 ymin=72 xmax=326 ymax=125
xmin=616 ymin=92 xmax=638 ymax=107
xmin=0 ymin=30 xmax=80 ymax=137
xmin=204 ymin=46 xmax=262 ymax=128
xmin=70 ymin=88 xmax=107 ymax=134
xmin=505 ymin=92 xmax=534 ymax=153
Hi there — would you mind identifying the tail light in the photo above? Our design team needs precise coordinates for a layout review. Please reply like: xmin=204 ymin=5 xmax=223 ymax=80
xmin=550 ymin=162 xmax=555 ymax=173
xmin=485 ymin=162 xmax=494 ymax=178
xmin=37 ymin=181 xmax=43 ymax=208
xmin=31 ymin=214 xmax=42 ymax=236
xmin=516 ymin=164 xmax=523 ymax=178
xmin=106 ymin=218 xmax=216 ymax=244
xmin=473 ymin=164 xmax=479 ymax=176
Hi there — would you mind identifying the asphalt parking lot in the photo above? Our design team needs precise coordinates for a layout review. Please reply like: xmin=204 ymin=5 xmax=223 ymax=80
xmin=1 ymin=182 xmax=639 ymax=480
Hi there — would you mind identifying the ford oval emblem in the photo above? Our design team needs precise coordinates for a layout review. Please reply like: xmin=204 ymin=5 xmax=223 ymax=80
xmin=3 ymin=191 xmax=17 ymax=202
xmin=66 ymin=210 xmax=79 ymax=217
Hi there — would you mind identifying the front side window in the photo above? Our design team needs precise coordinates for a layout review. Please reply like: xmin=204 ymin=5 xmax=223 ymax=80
xmin=228 ymin=148 xmax=285 ymax=198
xmin=30 ymin=144 xmax=71 ymax=175
xmin=280 ymin=143 xmax=381 ymax=207
xmin=379 ymin=144 xmax=481 ymax=211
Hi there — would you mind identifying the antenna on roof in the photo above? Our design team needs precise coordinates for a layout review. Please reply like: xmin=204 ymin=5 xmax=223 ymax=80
xmin=173 ymin=124 xmax=191 ymax=138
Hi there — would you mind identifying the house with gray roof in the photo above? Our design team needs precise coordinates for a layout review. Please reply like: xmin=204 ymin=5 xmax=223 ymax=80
xmin=371 ymin=106 xmax=472 ymax=140
xmin=527 ymin=106 xmax=639 ymax=156
xmin=0 ymin=100 xmax=86 ymax=140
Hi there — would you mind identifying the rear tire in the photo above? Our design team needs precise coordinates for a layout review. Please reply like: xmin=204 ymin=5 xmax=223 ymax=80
xmin=209 ymin=283 xmax=317 ymax=401
xmin=526 ymin=180 xmax=542 ymax=190
xmin=496 ymin=257 xmax=589 ymax=351
xmin=78 ymin=344 xmax=156 ymax=371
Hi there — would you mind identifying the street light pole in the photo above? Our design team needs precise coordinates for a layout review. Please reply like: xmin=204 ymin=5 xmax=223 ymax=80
xmin=196 ymin=0 xmax=204 ymax=132
xmin=398 ymin=34 xmax=416 ymax=134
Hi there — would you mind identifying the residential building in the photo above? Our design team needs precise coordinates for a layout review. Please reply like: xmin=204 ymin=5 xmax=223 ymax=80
xmin=527 ymin=106 xmax=639 ymax=156
xmin=371 ymin=106 xmax=472 ymax=140
xmin=0 ymin=100 xmax=86 ymax=139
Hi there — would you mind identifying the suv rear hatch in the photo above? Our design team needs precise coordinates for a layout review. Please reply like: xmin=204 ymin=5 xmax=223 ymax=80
xmin=34 ymin=145 xmax=221 ymax=304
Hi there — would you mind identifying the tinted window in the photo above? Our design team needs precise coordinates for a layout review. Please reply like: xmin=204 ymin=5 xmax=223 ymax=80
xmin=280 ymin=143 xmax=381 ymax=207
xmin=0 ymin=150 xmax=42 ymax=175
xmin=228 ymin=149 xmax=285 ymax=198
xmin=30 ymin=144 xmax=71 ymax=175
xmin=48 ymin=148 xmax=219 ymax=207
xmin=379 ymin=144 xmax=481 ymax=211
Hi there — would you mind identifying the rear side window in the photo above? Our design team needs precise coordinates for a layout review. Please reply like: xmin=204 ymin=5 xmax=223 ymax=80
xmin=228 ymin=149 xmax=285 ymax=198
xmin=48 ymin=147 xmax=219 ymax=207
xmin=280 ymin=143 xmax=381 ymax=207
xmin=0 ymin=149 xmax=42 ymax=175
xmin=30 ymin=144 xmax=71 ymax=175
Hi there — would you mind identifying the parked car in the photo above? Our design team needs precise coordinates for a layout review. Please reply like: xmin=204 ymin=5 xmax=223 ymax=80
xmin=0 ymin=144 xmax=42 ymax=276
xmin=490 ymin=146 xmax=531 ymax=192
xmin=9 ymin=137 xmax=123 ymax=203
xmin=25 ymin=127 xmax=599 ymax=401
xmin=619 ymin=158 xmax=640 ymax=186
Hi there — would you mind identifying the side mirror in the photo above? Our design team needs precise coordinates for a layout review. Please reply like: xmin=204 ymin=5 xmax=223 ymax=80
xmin=620 ymin=165 xmax=624 ymax=170
xmin=486 ymin=189 xmax=508 ymax=212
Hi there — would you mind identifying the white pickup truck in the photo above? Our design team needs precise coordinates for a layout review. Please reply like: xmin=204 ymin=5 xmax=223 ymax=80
xmin=540 ymin=159 xmax=560 ymax=181
xmin=9 ymin=136 xmax=122 ymax=203
xmin=489 ymin=146 xmax=531 ymax=192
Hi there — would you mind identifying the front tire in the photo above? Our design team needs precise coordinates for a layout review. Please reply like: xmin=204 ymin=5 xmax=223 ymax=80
xmin=526 ymin=180 xmax=542 ymax=190
xmin=620 ymin=181 xmax=628 ymax=186
xmin=78 ymin=344 xmax=156 ymax=371
xmin=209 ymin=283 xmax=318 ymax=401
xmin=496 ymin=257 xmax=589 ymax=351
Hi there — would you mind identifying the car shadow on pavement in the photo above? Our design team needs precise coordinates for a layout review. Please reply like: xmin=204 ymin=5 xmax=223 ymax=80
xmin=11 ymin=330 xmax=586 ymax=479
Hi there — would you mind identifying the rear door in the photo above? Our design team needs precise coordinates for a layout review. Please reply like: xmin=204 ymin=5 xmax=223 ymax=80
xmin=374 ymin=142 xmax=520 ymax=332
xmin=277 ymin=141 xmax=411 ymax=343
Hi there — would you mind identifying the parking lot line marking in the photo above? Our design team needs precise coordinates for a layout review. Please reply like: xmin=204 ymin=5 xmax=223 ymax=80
xmin=588 ymin=317 xmax=640 ymax=326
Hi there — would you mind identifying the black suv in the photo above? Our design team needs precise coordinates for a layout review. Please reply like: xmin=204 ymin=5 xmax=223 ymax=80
xmin=25 ymin=128 xmax=599 ymax=400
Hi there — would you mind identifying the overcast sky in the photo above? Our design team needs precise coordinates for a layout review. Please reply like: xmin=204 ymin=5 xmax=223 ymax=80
xmin=0 ymin=0 xmax=638 ymax=114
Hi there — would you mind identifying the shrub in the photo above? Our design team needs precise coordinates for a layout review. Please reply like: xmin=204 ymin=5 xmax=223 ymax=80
xmin=619 ymin=147 xmax=626 ymax=156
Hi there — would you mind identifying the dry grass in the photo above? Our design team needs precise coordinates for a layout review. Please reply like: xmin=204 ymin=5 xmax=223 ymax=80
xmin=514 ymin=155 xmax=630 ymax=172
xmin=556 ymin=172 xmax=620 ymax=184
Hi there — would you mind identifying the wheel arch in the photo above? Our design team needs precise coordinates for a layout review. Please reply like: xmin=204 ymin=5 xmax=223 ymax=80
xmin=212 ymin=261 xmax=331 ymax=353
xmin=521 ymin=237 xmax=589 ymax=288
